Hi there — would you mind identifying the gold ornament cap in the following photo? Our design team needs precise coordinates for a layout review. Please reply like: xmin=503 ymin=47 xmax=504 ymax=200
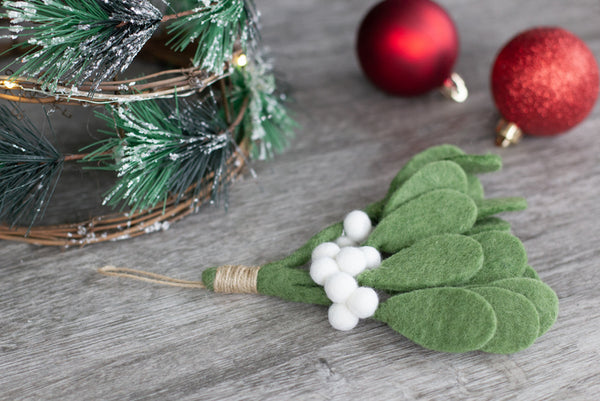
xmin=495 ymin=119 xmax=523 ymax=147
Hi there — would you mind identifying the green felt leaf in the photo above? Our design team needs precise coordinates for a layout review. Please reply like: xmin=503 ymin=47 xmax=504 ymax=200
xmin=477 ymin=197 xmax=527 ymax=219
xmin=487 ymin=278 xmax=558 ymax=336
xmin=358 ymin=234 xmax=483 ymax=291
xmin=469 ymin=287 xmax=540 ymax=354
xmin=465 ymin=231 xmax=528 ymax=285
xmin=382 ymin=160 xmax=468 ymax=218
xmin=366 ymin=189 xmax=478 ymax=254
xmin=467 ymin=174 xmax=484 ymax=200
xmin=386 ymin=145 xmax=465 ymax=197
xmin=447 ymin=154 xmax=503 ymax=174
xmin=464 ymin=217 xmax=511 ymax=235
xmin=374 ymin=287 xmax=497 ymax=353
xmin=262 ymin=222 xmax=343 ymax=270
xmin=257 ymin=265 xmax=330 ymax=305
xmin=364 ymin=198 xmax=386 ymax=224
xmin=522 ymin=265 xmax=541 ymax=281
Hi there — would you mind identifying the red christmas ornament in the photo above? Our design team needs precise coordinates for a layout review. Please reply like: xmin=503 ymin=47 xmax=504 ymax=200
xmin=356 ymin=0 xmax=465 ymax=100
xmin=492 ymin=27 xmax=599 ymax=146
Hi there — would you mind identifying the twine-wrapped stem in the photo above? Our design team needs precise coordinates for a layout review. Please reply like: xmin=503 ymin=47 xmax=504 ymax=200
xmin=99 ymin=262 xmax=330 ymax=306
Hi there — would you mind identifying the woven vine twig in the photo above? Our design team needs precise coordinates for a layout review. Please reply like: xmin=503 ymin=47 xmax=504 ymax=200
xmin=0 ymin=50 xmax=244 ymax=105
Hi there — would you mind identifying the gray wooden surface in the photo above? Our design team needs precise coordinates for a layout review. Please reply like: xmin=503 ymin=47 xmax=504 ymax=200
xmin=2 ymin=0 xmax=600 ymax=399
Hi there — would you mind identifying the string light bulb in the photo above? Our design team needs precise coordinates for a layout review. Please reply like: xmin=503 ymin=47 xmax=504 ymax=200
xmin=2 ymin=80 xmax=19 ymax=89
xmin=236 ymin=54 xmax=248 ymax=67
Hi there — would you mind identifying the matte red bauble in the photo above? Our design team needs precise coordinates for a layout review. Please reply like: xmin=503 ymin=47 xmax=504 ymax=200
xmin=356 ymin=0 xmax=460 ymax=97
xmin=492 ymin=27 xmax=599 ymax=145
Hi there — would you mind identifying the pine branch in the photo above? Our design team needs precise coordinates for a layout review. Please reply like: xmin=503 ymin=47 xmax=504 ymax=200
xmin=0 ymin=105 xmax=63 ymax=228
xmin=169 ymin=0 xmax=205 ymax=13
xmin=166 ymin=0 xmax=259 ymax=73
xmin=1 ymin=0 xmax=162 ymax=93
xmin=85 ymin=95 xmax=235 ymax=213
xmin=230 ymin=59 xmax=296 ymax=160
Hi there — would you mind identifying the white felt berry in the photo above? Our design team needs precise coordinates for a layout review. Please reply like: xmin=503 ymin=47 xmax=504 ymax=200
xmin=310 ymin=257 xmax=340 ymax=286
xmin=336 ymin=236 xmax=356 ymax=248
xmin=346 ymin=287 xmax=379 ymax=319
xmin=324 ymin=272 xmax=358 ymax=303
xmin=343 ymin=210 xmax=372 ymax=244
xmin=311 ymin=242 xmax=341 ymax=261
xmin=335 ymin=247 xmax=367 ymax=276
xmin=360 ymin=246 xmax=382 ymax=269
xmin=328 ymin=303 xmax=359 ymax=331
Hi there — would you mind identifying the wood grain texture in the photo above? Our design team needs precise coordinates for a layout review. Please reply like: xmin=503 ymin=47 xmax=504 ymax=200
xmin=2 ymin=0 xmax=600 ymax=399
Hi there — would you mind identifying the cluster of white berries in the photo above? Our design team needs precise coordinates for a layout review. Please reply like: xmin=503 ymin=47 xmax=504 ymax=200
xmin=309 ymin=210 xmax=382 ymax=331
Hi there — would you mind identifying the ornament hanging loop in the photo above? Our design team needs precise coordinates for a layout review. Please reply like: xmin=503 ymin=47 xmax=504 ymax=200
xmin=495 ymin=119 xmax=523 ymax=147
xmin=440 ymin=72 xmax=468 ymax=103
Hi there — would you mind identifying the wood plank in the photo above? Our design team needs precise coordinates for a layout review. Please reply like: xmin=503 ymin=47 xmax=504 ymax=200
xmin=1 ymin=0 xmax=599 ymax=399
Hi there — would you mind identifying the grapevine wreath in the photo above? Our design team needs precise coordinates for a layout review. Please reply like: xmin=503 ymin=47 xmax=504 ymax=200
xmin=0 ymin=0 xmax=294 ymax=246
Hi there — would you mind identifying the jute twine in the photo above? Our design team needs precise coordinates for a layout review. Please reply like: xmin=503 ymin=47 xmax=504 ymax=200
xmin=99 ymin=264 xmax=261 ymax=294
xmin=213 ymin=265 xmax=260 ymax=294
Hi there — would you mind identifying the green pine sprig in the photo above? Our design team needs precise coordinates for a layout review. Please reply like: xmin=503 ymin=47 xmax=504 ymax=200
xmin=230 ymin=60 xmax=296 ymax=160
xmin=1 ymin=0 xmax=162 ymax=92
xmin=0 ymin=105 xmax=64 ymax=228
xmin=169 ymin=0 xmax=206 ymax=12
xmin=85 ymin=95 xmax=235 ymax=213
xmin=166 ymin=0 xmax=258 ymax=73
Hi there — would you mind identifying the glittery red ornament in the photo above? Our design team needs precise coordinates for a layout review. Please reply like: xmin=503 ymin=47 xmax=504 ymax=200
xmin=356 ymin=0 xmax=459 ymax=96
xmin=491 ymin=27 xmax=599 ymax=139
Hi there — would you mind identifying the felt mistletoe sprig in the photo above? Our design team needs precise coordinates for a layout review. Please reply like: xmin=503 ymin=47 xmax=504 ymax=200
xmin=102 ymin=145 xmax=558 ymax=354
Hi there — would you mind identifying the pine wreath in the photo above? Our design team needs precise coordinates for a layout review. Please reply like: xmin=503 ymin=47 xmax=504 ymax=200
xmin=0 ymin=0 xmax=295 ymax=246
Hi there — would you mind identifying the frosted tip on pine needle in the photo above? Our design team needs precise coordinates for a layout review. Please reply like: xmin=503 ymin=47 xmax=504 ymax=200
xmin=85 ymin=93 xmax=235 ymax=213
xmin=229 ymin=58 xmax=296 ymax=160
xmin=1 ymin=0 xmax=162 ymax=93
xmin=166 ymin=0 xmax=259 ymax=73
